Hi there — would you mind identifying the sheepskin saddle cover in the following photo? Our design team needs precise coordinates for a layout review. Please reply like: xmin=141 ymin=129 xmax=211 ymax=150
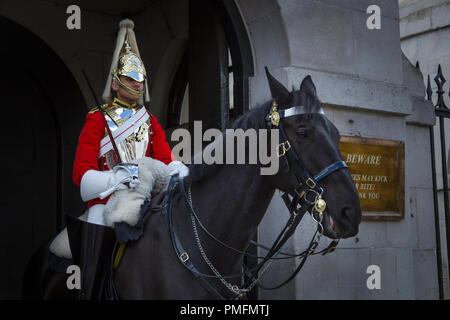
xmin=49 ymin=157 xmax=172 ymax=259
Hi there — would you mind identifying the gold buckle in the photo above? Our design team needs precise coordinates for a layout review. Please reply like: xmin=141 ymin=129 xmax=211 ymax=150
xmin=327 ymin=246 xmax=336 ymax=253
xmin=284 ymin=140 xmax=291 ymax=152
xmin=306 ymin=178 xmax=316 ymax=189
xmin=307 ymin=243 xmax=319 ymax=256
xmin=180 ymin=252 xmax=189 ymax=263
xmin=277 ymin=143 xmax=285 ymax=157
xmin=277 ymin=141 xmax=291 ymax=158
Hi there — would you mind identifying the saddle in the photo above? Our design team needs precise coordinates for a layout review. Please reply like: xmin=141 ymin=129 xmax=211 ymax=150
xmin=111 ymin=191 xmax=167 ymax=269
xmin=46 ymin=189 xmax=168 ymax=300
xmin=48 ymin=157 xmax=172 ymax=269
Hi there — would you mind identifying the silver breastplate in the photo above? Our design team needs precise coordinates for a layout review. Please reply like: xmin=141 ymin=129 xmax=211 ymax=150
xmin=100 ymin=103 xmax=151 ymax=168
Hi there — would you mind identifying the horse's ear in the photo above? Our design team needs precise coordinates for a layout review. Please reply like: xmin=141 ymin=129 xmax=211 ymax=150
xmin=300 ymin=75 xmax=317 ymax=97
xmin=265 ymin=67 xmax=290 ymax=104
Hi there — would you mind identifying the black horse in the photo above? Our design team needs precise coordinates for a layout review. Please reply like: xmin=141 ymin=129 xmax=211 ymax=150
xmin=23 ymin=69 xmax=361 ymax=299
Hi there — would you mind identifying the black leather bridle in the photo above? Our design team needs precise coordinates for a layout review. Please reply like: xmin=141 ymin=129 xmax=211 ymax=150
xmin=265 ymin=100 xmax=347 ymax=212
xmin=162 ymin=101 xmax=349 ymax=299
xmin=247 ymin=101 xmax=349 ymax=290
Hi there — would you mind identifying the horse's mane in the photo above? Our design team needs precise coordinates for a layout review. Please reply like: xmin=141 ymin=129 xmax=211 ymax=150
xmin=186 ymin=102 xmax=271 ymax=184
xmin=186 ymin=89 xmax=323 ymax=184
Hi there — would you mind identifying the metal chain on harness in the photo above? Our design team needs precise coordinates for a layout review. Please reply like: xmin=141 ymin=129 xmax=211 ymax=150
xmin=187 ymin=185 xmax=327 ymax=296
xmin=188 ymin=187 xmax=247 ymax=298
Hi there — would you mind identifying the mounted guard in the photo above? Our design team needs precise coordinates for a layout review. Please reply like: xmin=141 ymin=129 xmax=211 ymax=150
xmin=49 ymin=19 xmax=188 ymax=299
xmin=25 ymin=62 xmax=362 ymax=300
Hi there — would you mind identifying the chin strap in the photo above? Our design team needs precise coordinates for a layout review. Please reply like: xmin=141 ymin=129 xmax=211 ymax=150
xmin=113 ymin=73 xmax=145 ymax=97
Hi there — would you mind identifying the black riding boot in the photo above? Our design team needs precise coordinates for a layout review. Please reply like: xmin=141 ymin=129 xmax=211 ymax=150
xmin=66 ymin=215 xmax=116 ymax=300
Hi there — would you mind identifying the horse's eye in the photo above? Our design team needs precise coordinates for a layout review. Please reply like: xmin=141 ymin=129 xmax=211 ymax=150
xmin=297 ymin=128 xmax=308 ymax=138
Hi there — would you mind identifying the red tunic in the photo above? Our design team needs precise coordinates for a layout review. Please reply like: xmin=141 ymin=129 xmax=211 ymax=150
xmin=73 ymin=105 xmax=175 ymax=208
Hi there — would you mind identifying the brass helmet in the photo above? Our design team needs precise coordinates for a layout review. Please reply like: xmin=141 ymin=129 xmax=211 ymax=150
xmin=102 ymin=19 xmax=150 ymax=105
xmin=112 ymin=40 xmax=147 ymax=97
xmin=116 ymin=42 xmax=147 ymax=82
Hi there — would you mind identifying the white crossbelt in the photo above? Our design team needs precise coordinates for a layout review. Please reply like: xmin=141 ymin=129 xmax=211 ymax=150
xmin=98 ymin=107 xmax=149 ymax=159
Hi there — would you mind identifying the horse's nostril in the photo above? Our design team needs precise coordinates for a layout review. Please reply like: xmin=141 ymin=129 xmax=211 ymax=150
xmin=342 ymin=207 xmax=356 ymax=219
xmin=336 ymin=207 xmax=360 ymax=238
xmin=341 ymin=207 xmax=350 ymax=219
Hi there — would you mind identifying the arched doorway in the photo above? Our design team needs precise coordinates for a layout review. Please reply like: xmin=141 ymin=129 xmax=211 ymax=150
xmin=0 ymin=16 xmax=86 ymax=299
xmin=166 ymin=0 xmax=254 ymax=133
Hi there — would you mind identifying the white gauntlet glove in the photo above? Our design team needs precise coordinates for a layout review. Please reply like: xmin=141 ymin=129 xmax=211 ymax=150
xmin=168 ymin=161 xmax=189 ymax=178
xmin=80 ymin=164 xmax=140 ymax=201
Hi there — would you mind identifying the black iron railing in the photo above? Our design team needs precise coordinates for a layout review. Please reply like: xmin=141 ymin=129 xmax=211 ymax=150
xmin=427 ymin=64 xmax=450 ymax=300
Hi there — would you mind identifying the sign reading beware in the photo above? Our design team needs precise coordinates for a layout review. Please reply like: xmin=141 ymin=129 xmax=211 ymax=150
xmin=339 ymin=136 xmax=405 ymax=221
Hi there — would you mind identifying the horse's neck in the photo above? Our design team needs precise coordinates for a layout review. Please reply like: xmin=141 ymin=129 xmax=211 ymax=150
xmin=180 ymin=105 xmax=275 ymax=278
xmin=191 ymin=164 xmax=274 ymax=259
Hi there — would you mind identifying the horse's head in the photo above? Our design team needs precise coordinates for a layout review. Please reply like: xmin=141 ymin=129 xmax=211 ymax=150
xmin=264 ymin=68 xmax=361 ymax=239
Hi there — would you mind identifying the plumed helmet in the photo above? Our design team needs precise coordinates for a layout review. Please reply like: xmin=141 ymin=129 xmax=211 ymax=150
xmin=102 ymin=19 xmax=150 ymax=105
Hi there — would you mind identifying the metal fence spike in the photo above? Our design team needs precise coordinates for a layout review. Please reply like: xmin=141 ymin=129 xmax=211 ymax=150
xmin=434 ymin=64 xmax=448 ymax=109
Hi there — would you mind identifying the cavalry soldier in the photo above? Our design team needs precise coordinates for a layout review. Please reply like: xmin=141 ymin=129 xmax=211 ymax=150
xmin=71 ymin=19 xmax=188 ymax=299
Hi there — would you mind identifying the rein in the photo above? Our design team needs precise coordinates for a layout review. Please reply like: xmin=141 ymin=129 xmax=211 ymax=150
xmin=162 ymin=101 xmax=348 ymax=299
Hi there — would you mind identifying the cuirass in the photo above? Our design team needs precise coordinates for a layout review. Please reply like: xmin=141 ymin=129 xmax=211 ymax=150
xmin=98 ymin=101 xmax=151 ymax=169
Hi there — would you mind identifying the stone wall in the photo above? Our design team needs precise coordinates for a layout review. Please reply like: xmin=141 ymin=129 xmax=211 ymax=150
xmin=399 ymin=0 xmax=450 ymax=299
xmin=237 ymin=0 xmax=438 ymax=299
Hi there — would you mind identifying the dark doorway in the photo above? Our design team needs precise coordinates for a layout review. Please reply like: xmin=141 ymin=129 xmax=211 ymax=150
xmin=0 ymin=16 xmax=86 ymax=299
xmin=189 ymin=0 xmax=230 ymax=133
xmin=0 ymin=60 xmax=60 ymax=299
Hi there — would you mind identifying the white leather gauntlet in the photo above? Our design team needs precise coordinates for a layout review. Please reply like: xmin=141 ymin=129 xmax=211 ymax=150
xmin=168 ymin=160 xmax=190 ymax=178
xmin=80 ymin=164 xmax=140 ymax=201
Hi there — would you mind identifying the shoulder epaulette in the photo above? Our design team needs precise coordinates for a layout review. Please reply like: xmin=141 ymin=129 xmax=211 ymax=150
xmin=88 ymin=104 xmax=108 ymax=114
xmin=88 ymin=106 xmax=99 ymax=114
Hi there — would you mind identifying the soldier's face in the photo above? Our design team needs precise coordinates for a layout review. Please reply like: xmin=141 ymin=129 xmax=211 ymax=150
xmin=112 ymin=76 xmax=144 ymax=104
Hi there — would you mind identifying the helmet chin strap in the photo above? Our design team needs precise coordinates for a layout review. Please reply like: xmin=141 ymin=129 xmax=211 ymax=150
xmin=114 ymin=73 xmax=144 ymax=97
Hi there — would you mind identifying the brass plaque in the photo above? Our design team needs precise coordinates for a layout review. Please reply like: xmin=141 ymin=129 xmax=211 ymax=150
xmin=339 ymin=136 xmax=405 ymax=221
